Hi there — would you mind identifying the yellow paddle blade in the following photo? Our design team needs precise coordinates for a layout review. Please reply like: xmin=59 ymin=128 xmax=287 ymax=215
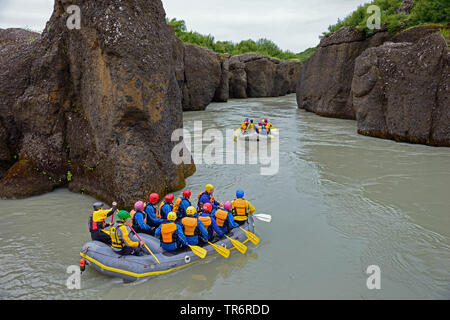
xmin=189 ymin=245 xmax=207 ymax=259
xmin=239 ymin=227 xmax=260 ymax=246
xmin=226 ymin=236 xmax=247 ymax=254
xmin=209 ymin=242 xmax=230 ymax=259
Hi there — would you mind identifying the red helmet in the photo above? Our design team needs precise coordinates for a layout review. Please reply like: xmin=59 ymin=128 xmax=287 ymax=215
xmin=149 ymin=193 xmax=159 ymax=204
xmin=202 ymin=203 xmax=213 ymax=213
xmin=165 ymin=194 xmax=174 ymax=203
xmin=182 ymin=189 xmax=191 ymax=199
xmin=264 ymin=119 xmax=268 ymax=122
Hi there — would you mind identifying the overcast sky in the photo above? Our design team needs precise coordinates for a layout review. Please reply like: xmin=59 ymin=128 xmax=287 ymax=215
xmin=0 ymin=0 xmax=369 ymax=52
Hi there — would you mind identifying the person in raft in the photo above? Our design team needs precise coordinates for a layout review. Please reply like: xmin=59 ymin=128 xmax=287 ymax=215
xmin=89 ymin=201 xmax=117 ymax=245
xmin=158 ymin=194 xmax=174 ymax=220
xmin=110 ymin=210 xmax=146 ymax=256
xmin=214 ymin=201 xmax=239 ymax=235
xmin=173 ymin=189 xmax=193 ymax=222
xmin=181 ymin=206 xmax=208 ymax=246
xmin=197 ymin=184 xmax=220 ymax=214
xmin=130 ymin=201 xmax=154 ymax=236
xmin=240 ymin=118 xmax=249 ymax=133
xmin=198 ymin=203 xmax=224 ymax=242
xmin=248 ymin=120 xmax=258 ymax=134
xmin=232 ymin=190 xmax=256 ymax=226
xmin=155 ymin=211 xmax=188 ymax=251
xmin=144 ymin=193 xmax=163 ymax=232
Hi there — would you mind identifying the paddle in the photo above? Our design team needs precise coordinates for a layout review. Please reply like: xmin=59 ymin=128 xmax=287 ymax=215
xmin=125 ymin=221 xmax=160 ymax=264
xmin=208 ymin=242 xmax=230 ymax=258
xmin=239 ymin=227 xmax=260 ymax=246
xmin=188 ymin=245 xmax=207 ymax=259
xmin=253 ymin=214 xmax=272 ymax=223
xmin=225 ymin=235 xmax=247 ymax=254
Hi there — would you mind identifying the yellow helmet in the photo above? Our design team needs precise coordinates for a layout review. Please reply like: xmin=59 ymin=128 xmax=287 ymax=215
xmin=167 ymin=212 xmax=177 ymax=221
xmin=186 ymin=206 xmax=196 ymax=216
xmin=205 ymin=184 xmax=214 ymax=193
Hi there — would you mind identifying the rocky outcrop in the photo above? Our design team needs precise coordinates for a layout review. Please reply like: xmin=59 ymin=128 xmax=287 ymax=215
xmin=229 ymin=53 xmax=301 ymax=100
xmin=296 ymin=27 xmax=392 ymax=119
xmin=175 ymin=42 xmax=222 ymax=111
xmin=353 ymin=32 xmax=449 ymax=146
xmin=295 ymin=20 xmax=449 ymax=148
xmin=0 ymin=0 xmax=195 ymax=205
xmin=173 ymin=43 xmax=302 ymax=110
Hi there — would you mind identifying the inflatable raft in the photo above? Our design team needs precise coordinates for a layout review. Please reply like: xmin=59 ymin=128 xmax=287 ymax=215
xmin=80 ymin=217 xmax=257 ymax=282
xmin=234 ymin=129 xmax=277 ymax=141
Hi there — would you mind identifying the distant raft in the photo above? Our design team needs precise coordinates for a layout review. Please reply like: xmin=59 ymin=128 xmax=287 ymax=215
xmin=80 ymin=217 xmax=257 ymax=282
xmin=234 ymin=129 xmax=278 ymax=141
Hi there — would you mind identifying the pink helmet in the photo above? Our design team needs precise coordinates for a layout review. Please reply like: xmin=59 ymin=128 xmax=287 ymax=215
xmin=223 ymin=201 xmax=232 ymax=211
xmin=134 ymin=201 xmax=145 ymax=211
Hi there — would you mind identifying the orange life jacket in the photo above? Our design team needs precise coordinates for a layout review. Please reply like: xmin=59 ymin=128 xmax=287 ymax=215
xmin=214 ymin=209 xmax=228 ymax=227
xmin=182 ymin=217 xmax=198 ymax=236
xmin=160 ymin=222 xmax=177 ymax=244
xmin=233 ymin=198 xmax=248 ymax=217
xmin=130 ymin=210 xmax=146 ymax=226
xmin=198 ymin=215 xmax=212 ymax=229
xmin=158 ymin=201 xmax=173 ymax=219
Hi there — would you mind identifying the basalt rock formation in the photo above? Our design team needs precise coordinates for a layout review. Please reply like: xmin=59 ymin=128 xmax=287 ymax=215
xmin=229 ymin=53 xmax=301 ymax=100
xmin=176 ymin=46 xmax=302 ymax=111
xmin=0 ymin=0 xmax=195 ymax=205
xmin=353 ymin=32 xmax=449 ymax=146
xmin=296 ymin=22 xmax=448 ymax=146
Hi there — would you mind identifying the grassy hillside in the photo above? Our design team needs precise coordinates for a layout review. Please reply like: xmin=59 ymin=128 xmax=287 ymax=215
xmin=322 ymin=0 xmax=449 ymax=37
xmin=167 ymin=18 xmax=312 ymax=62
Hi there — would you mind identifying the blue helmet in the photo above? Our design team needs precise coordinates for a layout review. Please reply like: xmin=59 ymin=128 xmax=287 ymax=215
xmin=236 ymin=190 xmax=244 ymax=198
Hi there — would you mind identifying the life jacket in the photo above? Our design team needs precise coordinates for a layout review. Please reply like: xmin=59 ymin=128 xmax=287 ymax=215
xmin=130 ymin=210 xmax=147 ymax=228
xmin=89 ymin=211 xmax=106 ymax=232
xmin=249 ymin=123 xmax=255 ymax=130
xmin=232 ymin=198 xmax=248 ymax=218
xmin=146 ymin=202 xmax=159 ymax=217
xmin=198 ymin=214 xmax=212 ymax=230
xmin=181 ymin=217 xmax=198 ymax=236
xmin=214 ymin=209 xmax=228 ymax=227
xmin=160 ymin=222 xmax=178 ymax=244
xmin=158 ymin=201 xmax=173 ymax=219
xmin=197 ymin=192 xmax=214 ymax=211
xmin=173 ymin=197 xmax=191 ymax=215
xmin=110 ymin=222 xmax=126 ymax=249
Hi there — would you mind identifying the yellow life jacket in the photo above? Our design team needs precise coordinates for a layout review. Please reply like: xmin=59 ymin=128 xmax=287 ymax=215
xmin=198 ymin=215 xmax=212 ymax=229
xmin=160 ymin=222 xmax=177 ymax=244
xmin=249 ymin=123 xmax=255 ymax=130
xmin=110 ymin=223 xmax=126 ymax=249
xmin=182 ymin=217 xmax=198 ymax=236
xmin=232 ymin=198 xmax=248 ymax=220
xmin=214 ymin=209 xmax=228 ymax=227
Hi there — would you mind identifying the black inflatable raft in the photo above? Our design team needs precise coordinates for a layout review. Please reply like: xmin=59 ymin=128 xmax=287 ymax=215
xmin=80 ymin=217 xmax=256 ymax=282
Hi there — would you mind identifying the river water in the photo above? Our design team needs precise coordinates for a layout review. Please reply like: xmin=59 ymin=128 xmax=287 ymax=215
xmin=0 ymin=94 xmax=449 ymax=300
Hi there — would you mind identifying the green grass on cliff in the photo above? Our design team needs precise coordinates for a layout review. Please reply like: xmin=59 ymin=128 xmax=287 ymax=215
xmin=322 ymin=0 xmax=449 ymax=37
xmin=167 ymin=18 xmax=315 ymax=62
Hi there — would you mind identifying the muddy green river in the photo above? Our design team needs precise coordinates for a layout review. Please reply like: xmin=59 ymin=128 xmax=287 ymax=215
xmin=0 ymin=94 xmax=449 ymax=299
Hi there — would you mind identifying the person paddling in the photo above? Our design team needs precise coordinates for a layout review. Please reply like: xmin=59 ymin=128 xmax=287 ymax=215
xmin=181 ymin=206 xmax=208 ymax=246
xmin=158 ymin=194 xmax=174 ymax=220
xmin=89 ymin=201 xmax=117 ymax=245
xmin=173 ymin=190 xmax=193 ymax=222
xmin=110 ymin=210 xmax=146 ymax=256
xmin=155 ymin=212 xmax=188 ymax=252
xmin=215 ymin=201 xmax=239 ymax=235
xmin=232 ymin=190 xmax=256 ymax=225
